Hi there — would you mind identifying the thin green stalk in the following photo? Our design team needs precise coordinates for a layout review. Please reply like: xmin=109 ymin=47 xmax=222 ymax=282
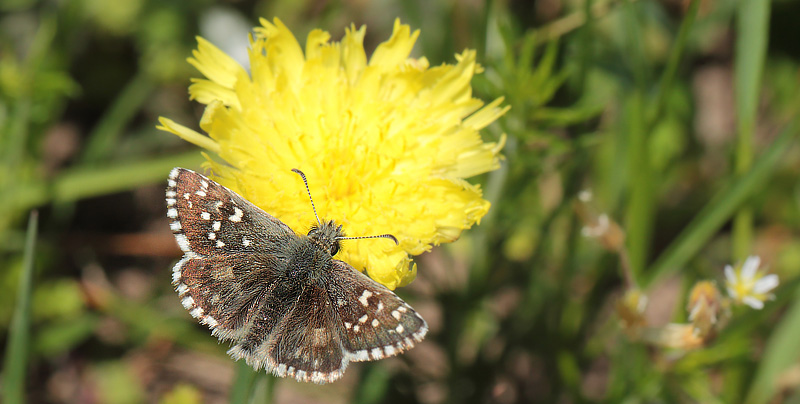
xmin=2 ymin=211 xmax=39 ymax=404
xmin=644 ymin=121 xmax=797 ymax=287
xmin=732 ymin=0 xmax=770 ymax=260
xmin=230 ymin=362 xmax=258 ymax=403
xmin=624 ymin=90 xmax=651 ymax=279
xmin=81 ymin=72 xmax=156 ymax=164
xmin=575 ymin=0 xmax=595 ymax=90
xmin=621 ymin=0 xmax=652 ymax=279
xmin=248 ymin=373 xmax=276 ymax=404
xmin=648 ymin=0 xmax=700 ymax=124
xmin=352 ymin=365 xmax=391 ymax=404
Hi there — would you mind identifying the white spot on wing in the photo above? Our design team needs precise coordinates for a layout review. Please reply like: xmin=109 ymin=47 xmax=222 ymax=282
xmin=166 ymin=198 xmax=176 ymax=206
xmin=372 ymin=319 xmax=379 ymax=327
xmin=352 ymin=350 xmax=369 ymax=361
xmin=391 ymin=310 xmax=401 ymax=320
xmin=166 ymin=190 xmax=176 ymax=198
xmin=190 ymin=307 xmax=204 ymax=318
xmin=242 ymin=237 xmax=251 ymax=247
xmin=201 ymin=212 xmax=211 ymax=220
xmin=213 ymin=221 xmax=221 ymax=231
xmin=204 ymin=316 xmax=219 ymax=328
xmin=208 ymin=232 xmax=215 ymax=240
xmin=169 ymin=221 xmax=182 ymax=231
xmin=344 ymin=322 xmax=352 ymax=329
xmin=175 ymin=234 xmax=190 ymax=252
xmin=167 ymin=208 xmax=178 ymax=219
xmin=172 ymin=258 xmax=187 ymax=284
xmin=181 ymin=296 xmax=195 ymax=309
xmin=176 ymin=284 xmax=189 ymax=295
xmin=396 ymin=324 xmax=404 ymax=333
xmin=229 ymin=207 xmax=243 ymax=222
xmin=358 ymin=290 xmax=373 ymax=306
xmin=358 ymin=314 xmax=368 ymax=323
xmin=216 ymin=240 xmax=225 ymax=247
xmin=371 ymin=348 xmax=383 ymax=359
xmin=384 ymin=345 xmax=396 ymax=356
xmin=195 ymin=190 xmax=206 ymax=197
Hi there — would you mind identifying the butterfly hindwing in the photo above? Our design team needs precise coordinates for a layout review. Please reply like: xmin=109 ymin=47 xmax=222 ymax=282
xmin=173 ymin=253 xmax=286 ymax=341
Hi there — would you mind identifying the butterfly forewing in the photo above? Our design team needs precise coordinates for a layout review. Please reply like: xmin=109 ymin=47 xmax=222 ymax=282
xmin=166 ymin=168 xmax=294 ymax=256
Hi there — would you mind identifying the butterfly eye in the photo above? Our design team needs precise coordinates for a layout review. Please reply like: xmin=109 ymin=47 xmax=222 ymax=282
xmin=330 ymin=243 xmax=339 ymax=256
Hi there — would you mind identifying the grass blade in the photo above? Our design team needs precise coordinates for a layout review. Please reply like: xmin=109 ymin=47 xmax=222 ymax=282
xmin=744 ymin=282 xmax=800 ymax=404
xmin=645 ymin=121 xmax=797 ymax=286
xmin=2 ymin=211 xmax=39 ymax=404
xmin=229 ymin=361 xmax=258 ymax=403
xmin=732 ymin=0 xmax=771 ymax=259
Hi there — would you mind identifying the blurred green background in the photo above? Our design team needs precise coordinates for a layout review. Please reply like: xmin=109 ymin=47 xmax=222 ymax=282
xmin=3 ymin=0 xmax=800 ymax=402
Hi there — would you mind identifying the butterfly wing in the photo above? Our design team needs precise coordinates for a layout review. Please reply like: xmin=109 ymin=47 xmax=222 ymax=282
xmin=326 ymin=260 xmax=428 ymax=362
xmin=167 ymin=168 xmax=297 ymax=341
xmin=166 ymin=168 xmax=295 ymax=256
xmin=228 ymin=281 xmax=348 ymax=384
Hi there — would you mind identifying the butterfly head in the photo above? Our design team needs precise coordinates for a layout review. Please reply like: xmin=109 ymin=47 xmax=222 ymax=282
xmin=308 ymin=220 xmax=344 ymax=256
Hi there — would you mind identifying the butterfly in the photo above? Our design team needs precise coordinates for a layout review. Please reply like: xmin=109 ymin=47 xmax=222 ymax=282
xmin=165 ymin=168 xmax=427 ymax=383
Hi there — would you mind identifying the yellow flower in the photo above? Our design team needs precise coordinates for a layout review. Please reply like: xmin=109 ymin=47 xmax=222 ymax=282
xmin=158 ymin=18 xmax=508 ymax=289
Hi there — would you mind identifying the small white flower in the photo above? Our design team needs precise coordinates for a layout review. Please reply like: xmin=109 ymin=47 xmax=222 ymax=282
xmin=724 ymin=256 xmax=779 ymax=310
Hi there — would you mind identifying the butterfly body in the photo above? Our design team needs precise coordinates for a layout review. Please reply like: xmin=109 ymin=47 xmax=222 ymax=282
xmin=166 ymin=168 xmax=427 ymax=384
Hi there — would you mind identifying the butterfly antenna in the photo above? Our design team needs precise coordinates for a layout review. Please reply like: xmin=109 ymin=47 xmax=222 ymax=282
xmin=338 ymin=234 xmax=399 ymax=245
xmin=291 ymin=169 xmax=322 ymax=226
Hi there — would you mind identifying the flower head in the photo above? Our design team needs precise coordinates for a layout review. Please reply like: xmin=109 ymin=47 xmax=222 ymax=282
xmin=724 ymin=256 xmax=779 ymax=310
xmin=158 ymin=18 xmax=508 ymax=289
xmin=616 ymin=288 xmax=648 ymax=337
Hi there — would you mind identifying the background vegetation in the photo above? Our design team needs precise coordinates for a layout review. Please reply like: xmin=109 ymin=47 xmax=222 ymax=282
xmin=2 ymin=0 xmax=800 ymax=402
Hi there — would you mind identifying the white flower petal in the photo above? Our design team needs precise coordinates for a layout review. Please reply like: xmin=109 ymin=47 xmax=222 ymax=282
xmin=724 ymin=265 xmax=736 ymax=284
xmin=753 ymin=274 xmax=779 ymax=294
xmin=726 ymin=287 xmax=739 ymax=299
xmin=743 ymin=296 xmax=765 ymax=310
xmin=741 ymin=256 xmax=761 ymax=280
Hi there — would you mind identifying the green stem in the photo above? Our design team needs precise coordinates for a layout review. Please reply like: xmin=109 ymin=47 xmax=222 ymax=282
xmin=624 ymin=90 xmax=650 ymax=280
xmin=230 ymin=362 xmax=258 ymax=403
xmin=2 ymin=211 xmax=39 ymax=404
xmin=648 ymin=0 xmax=700 ymax=124
xmin=732 ymin=0 xmax=770 ymax=261
xmin=81 ymin=72 xmax=156 ymax=164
